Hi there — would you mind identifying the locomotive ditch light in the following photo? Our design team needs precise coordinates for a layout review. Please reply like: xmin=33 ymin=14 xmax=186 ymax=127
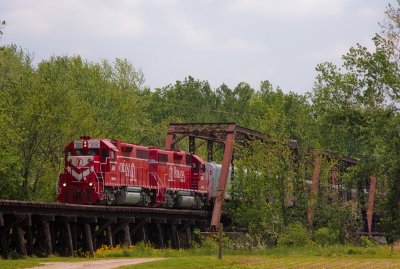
xmin=89 ymin=182 xmax=93 ymax=187
xmin=62 ymin=183 xmax=67 ymax=187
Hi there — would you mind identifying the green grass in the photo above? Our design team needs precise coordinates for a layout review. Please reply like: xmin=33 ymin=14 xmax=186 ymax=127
xmin=93 ymin=241 xmax=400 ymax=259
xmin=121 ymin=255 xmax=400 ymax=269
xmin=0 ymin=256 xmax=86 ymax=269
xmin=2 ymin=244 xmax=400 ymax=269
xmin=93 ymin=243 xmax=400 ymax=269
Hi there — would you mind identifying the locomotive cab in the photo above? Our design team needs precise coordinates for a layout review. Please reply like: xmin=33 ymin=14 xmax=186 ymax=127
xmin=58 ymin=137 xmax=117 ymax=204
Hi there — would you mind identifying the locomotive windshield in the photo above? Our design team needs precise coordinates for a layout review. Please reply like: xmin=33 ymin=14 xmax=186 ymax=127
xmin=66 ymin=149 xmax=99 ymax=156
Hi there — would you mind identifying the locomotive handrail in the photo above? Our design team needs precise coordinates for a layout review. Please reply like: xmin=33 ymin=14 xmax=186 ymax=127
xmin=153 ymin=172 xmax=166 ymax=196
xmin=153 ymin=172 xmax=166 ymax=188
xmin=100 ymin=157 xmax=110 ymax=192
xmin=93 ymin=160 xmax=103 ymax=194
xmin=99 ymin=158 xmax=109 ymax=193
xmin=56 ymin=157 xmax=65 ymax=195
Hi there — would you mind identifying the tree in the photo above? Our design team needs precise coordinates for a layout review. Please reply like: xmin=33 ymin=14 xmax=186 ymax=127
xmin=0 ymin=45 xmax=34 ymax=199
xmin=379 ymin=2 xmax=400 ymax=64
xmin=0 ymin=47 xmax=147 ymax=201
xmin=230 ymin=141 xmax=289 ymax=245
xmin=311 ymin=14 xmax=400 ymax=241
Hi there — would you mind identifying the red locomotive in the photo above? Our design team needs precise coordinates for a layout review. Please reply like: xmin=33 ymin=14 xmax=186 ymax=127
xmin=57 ymin=137 xmax=230 ymax=209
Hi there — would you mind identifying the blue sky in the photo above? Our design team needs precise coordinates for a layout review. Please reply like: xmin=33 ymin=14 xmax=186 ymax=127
xmin=0 ymin=0 xmax=396 ymax=94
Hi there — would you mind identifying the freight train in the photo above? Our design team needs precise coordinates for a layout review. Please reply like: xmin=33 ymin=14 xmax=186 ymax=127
xmin=57 ymin=137 xmax=231 ymax=209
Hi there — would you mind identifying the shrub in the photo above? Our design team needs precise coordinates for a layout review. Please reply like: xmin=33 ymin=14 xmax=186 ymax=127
xmin=360 ymin=236 xmax=376 ymax=247
xmin=313 ymin=227 xmax=338 ymax=246
xmin=277 ymin=222 xmax=311 ymax=247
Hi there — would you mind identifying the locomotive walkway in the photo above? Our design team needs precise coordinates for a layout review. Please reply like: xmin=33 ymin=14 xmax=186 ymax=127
xmin=0 ymin=199 xmax=210 ymax=258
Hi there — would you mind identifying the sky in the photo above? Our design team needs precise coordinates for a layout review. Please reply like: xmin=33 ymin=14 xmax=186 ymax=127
xmin=0 ymin=0 xmax=396 ymax=94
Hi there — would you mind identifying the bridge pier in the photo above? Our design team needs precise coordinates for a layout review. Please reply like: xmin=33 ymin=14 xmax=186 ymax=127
xmin=16 ymin=224 xmax=27 ymax=256
xmin=1 ymin=226 xmax=8 ymax=258
xmin=84 ymin=223 xmax=94 ymax=257
xmin=42 ymin=220 xmax=53 ymax=255
xmin=65 ymin=223 xmax=74 ymax=256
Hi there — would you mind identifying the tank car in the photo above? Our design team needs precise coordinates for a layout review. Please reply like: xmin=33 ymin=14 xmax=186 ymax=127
xmin=57 ymin=137 xmax=230 ymax=209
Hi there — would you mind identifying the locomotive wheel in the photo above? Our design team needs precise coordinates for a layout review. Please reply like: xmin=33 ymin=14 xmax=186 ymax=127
xmin=103 ymin=188 xmax=116 ymax=205
xmin=194 ymin=195 xmax=204 ymax=209
xmin=166 ymin=193 xmax=175 ymax=208
xmin=140 ymin=191 xmax=151 ymax=207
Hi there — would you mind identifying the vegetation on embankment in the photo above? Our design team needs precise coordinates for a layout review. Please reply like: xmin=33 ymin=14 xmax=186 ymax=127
xmin=3 ymin=243 xmax=400 ymax=269
xmin=0 ymin=256 xmax=86 ymax=269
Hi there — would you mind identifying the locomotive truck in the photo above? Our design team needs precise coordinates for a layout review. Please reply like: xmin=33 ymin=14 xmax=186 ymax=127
xmin=57 ymin=137 xmax=231 ymax=209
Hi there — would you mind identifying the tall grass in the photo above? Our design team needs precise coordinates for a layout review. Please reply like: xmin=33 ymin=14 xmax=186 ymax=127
xmin=93 ymin=238 xmax=400 ymax=260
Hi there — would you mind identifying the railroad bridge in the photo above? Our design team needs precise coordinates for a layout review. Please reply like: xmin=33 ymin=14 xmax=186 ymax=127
xmin=0 ymin=199 xmax=209 ymax=258
xmin=0 ymin=123 xmax=259 ymax=258
xmin=0 ymin=123 xmax=376 ymax=259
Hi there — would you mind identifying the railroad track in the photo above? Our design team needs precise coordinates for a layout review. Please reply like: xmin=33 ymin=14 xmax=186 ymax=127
xmin=0 ymin=199 xmax=210 ymax=219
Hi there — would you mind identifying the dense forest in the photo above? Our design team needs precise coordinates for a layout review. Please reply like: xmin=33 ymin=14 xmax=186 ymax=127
xmin=1 ymin=4 xmax=400 ymax=246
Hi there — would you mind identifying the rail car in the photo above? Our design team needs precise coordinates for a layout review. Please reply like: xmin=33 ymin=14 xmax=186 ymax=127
xmin=57 ymin=137 xmax=231 ymax=209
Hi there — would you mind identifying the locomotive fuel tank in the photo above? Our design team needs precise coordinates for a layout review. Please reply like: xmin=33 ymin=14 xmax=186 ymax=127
xmin=175 ymin=190 xmax=195 ymax=208
xmin=114 ymin=187 xmax=142 ymax=205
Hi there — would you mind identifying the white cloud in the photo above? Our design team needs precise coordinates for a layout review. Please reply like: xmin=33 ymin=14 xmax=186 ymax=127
xmin=307 ymin=43 xmax=351 ymax=62
xmin=1 ymin=0 xmax=392 ymax=94
xmin=3 ymin=0 xmax=149 ymax=38
xmin=356 ymin=7 xmax=382 ymax=19
xmin=170 ymin=12 xmax=266 ymax=53
xmin=307 ymin=36 xmax=378 ymax=64
xmin=3 ymin=8 xmax=51 ymax=35
xmin=173 ymin=20 xmax=215 ymax=47
xmin=222 ymin=38 xmax=266 ymax=53
xmin=227 ymin=0 xmax=350 ymax=18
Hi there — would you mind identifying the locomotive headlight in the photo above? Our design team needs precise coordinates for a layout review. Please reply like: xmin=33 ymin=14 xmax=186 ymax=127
xmin=62 ymin=183 xmax=67 ymax=187
xmin=89 ymin=182 xmax=93 ymax=187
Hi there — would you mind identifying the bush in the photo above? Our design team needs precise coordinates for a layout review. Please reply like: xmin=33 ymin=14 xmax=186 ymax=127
xmin=360 ymin=236 xmax=376 ymax=247
xmin=278 ymin=222 xmax=311 ymax=247
xmin=313 ymin=227 xmax=338 ymax=246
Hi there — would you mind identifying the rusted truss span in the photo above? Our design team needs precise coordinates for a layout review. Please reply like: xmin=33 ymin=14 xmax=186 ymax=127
xmin=164 ymin=122 xmax=359 ymax=231
xmin=164 ymin=123 xmax=243 ymax=230
xmin=164 ymin=122 xmax=269 ymax=146
xmin=0 ymin=200 xmax=210 ymax=258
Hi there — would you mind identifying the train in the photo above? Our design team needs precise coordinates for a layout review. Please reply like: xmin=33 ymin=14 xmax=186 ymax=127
xmin=57 ymin=136 xmax=231 ymax=209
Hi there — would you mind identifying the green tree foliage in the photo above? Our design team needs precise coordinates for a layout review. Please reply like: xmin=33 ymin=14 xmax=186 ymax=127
xmin=0 ymin=45 xmax=28 ymax=198
xmin=230 ymin=140 xmax=302 ymax=245
xmin=310 ymin=3 xmax=400 ymax=244
xmin=0 ymin=46 xmax=146 ymax=200
xmin=277 ymin=222 xmax=311 ymax=247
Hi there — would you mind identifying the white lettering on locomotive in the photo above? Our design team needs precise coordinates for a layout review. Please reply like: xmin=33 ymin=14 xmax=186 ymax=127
xmin=168 ymin=165 xmax=185 ymax=182
xmin=119 ymin=162 xmax=136 ymax=181
xmin=168 ymin=166 xmax=173 ymax=181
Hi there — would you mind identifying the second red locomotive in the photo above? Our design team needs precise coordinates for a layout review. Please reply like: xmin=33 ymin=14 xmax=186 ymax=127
xmin=57 ymin=137 xmax=230 ymax=209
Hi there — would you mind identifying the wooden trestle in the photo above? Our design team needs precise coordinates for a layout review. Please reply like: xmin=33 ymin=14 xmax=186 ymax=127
xmin=0 ymin=200 xmax=209 ymax=258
